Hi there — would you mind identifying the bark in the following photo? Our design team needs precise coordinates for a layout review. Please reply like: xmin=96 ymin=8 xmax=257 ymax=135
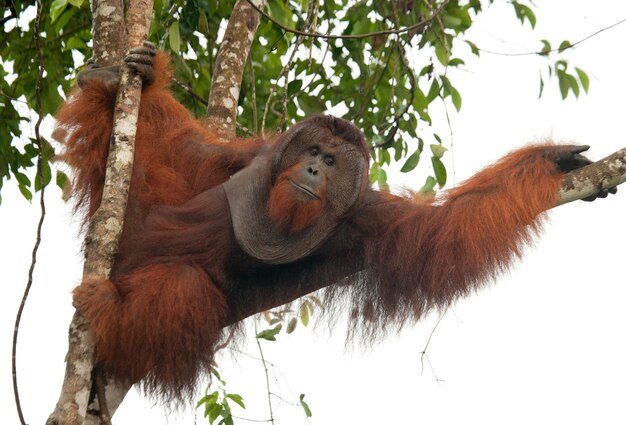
xmin=91 ymin=0 xmax=126 ymax=66
xmin=46 ymin=1 xmax=153 ymax=424
xmin=204 ymin=0 xmax=267 ymax=136
xmin=558 ymin=148 xmax=626 ymax=205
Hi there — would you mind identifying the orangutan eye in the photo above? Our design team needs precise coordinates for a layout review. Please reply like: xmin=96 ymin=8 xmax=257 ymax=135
xmin=309 ymin=147 xmax=320 ymax=156
xmin=324 ymin=156 xmax=335 ymax=166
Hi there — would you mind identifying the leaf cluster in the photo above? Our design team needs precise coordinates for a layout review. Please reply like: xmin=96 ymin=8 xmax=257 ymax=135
xmin=1 ymin=0 xmax=89 ymax=202
xmin=197 ymin=368 xmax=246 ymax=425
xmin=257 ymin=295 xmax=321 ymax=341
xmin=0 ymin=0 xmax=587 ymax=201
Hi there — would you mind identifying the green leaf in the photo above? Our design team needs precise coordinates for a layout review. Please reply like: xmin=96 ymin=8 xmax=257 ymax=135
xmin=431 ymin=156 xmax=447 ymax=187
xmin=300 ymin=302 xmax=310 ymax=326
xmin=268 ymin=0 xmax=292 ymax=25
xmin=54 ymin=6 xmax=77 ymax=34
xmin=376 ymin=167 xmax=388 ymax=189
xmin=286 ymin=317 xmax=297 ymax=333
xmin=210 ymin=368 xmax=221 ymax=380
xmin=567 ymin=73 xmax=580 ymax=98
xmin=427 ymin=79 xmax=440 ymax=102
xmin=287 ymin=79 xmax=303 ymax=97
xmin=448 ymin=58 xmax=465 ymax=67
xmin=207 ymin=403 xmax=221 ymax=424
xmin=299 ymin=94 xmax=326 ymax=115
xmin=400 ymin=148 xmax=421 ymax=173
xmin=66 ymin=36 xmax=88 ymax=51
xmin=268 ymin=318 xmax=281 ymax=326
xmin=15 ymin=172 xmax=31 ymax=188
xmin=512 ymin=2 xmax=536 ymax=28
xmin=557 ymin=70 xmax=569 ymax=99
xmin=449 ymin=85 xmax=462 ymax=111
xmin=34 ymin=161 xmax=52 ymax=192
xmin=169 ymin=21 xmax=181 ymax=54
xmin=50 ymin=0 xmax=68 ymax=23
xmin=465 ymin=39 xmax=480 ymax=56
xmin=539 ymin=39 xmax=551 ymax=56
xmin=419 ymin=176 xmax=437 ymax=193
xmin=256 ymin=325 xmax=282 ymax=341
xmin=300 ymin=394 xmax=312 ymax=417
xmin=196 ymin=395 xmax=210 ymax=408
xmin=558 ymin=40 xmax=572 ymax=53
xmin=199 ymin=11 xmax=209 ymax=35
xmin=434 ymin=38 xmax=450 ymax=65
xmin=371 ymin=134 xmax=384 ymax=147
xmin=442 ymin=14 xmax=462 ymax=29
xmin=225 ymin=394 xmax=246 ymax=409
xmin=18 ymin=183 xmax=33 ymax=201
xmin=56 ymin=170 xmax=68 ymax=192
xmin=430 ymin=144 xmax=447 ymax=159
xmin=575 ymin=67 xmax=590 ymax=93
xmin=380 ymin=148 xmax=391 ymax=166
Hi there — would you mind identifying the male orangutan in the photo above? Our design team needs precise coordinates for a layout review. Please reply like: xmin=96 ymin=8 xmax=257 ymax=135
xmin=54 ymin=43 xmax=607 ymax=402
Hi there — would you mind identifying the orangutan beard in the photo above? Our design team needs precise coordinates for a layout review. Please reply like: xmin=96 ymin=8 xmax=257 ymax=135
xmin=267 ymin=175 xmax=325 ymax=233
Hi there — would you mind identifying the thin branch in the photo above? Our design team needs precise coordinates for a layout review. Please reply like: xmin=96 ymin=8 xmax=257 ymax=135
xmin=419 ymin=315 xmax=443 ymax=376
xmin=468 ymin=18 xmax=626 ymax=57
xmin=373 ymin=41 xmax=417 ymax=149
xmin=262 ymin=28 xmax=308 ymax=134
xmin=254 ymin=324 xmax=275 ymax=425
xmin=173 ymin=77 xmax=209 ymax=106
xmin=12 ymin=1 xmax=45 ymax=424
xmin=261 ymin=0 xmax=321 ymax=134
xmin=243 ymin=0 xmax=449 ymax=40
xmin=1 ymin=0 xmax=26 ymax=26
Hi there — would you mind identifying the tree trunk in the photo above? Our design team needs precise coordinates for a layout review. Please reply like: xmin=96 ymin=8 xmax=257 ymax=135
xmin=46 ymin=1 xmax=153 ymax=424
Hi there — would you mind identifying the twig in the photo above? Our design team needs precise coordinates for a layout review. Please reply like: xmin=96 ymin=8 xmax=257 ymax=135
xmin=419 ymin=315 xmax=443 ymax=377
xmin=262 ymin=1 xmax=314 ymax=134
xmin=254 ymin=324 xmax=275 ymax=425
xmin=243 ymin=0 xmax=449 ymax=40
xmin=467 ymin=18 xmax=626 ymax=57
xmin=173 ymin=77 xmax=209 ymax=106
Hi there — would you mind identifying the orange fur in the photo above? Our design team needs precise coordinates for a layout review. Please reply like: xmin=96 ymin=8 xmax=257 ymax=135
xmin=56 ymin=50 xmax=574 ymax=405
xmin=337 ymin=144 xmax=564 ymax=337
xmin=73 ymin=264 xmax=227 ymax=401
xmin=268 ymin=166 xmax=325 ymax=232
xmin=55 ymin=53 xmax=265 ymax=401
xmin=55 ymin=52 xmax=265 ymax=220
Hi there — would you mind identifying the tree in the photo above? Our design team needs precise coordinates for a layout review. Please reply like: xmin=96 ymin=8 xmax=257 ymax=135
xmin=3 ymin=1 xmax=625 ymax=424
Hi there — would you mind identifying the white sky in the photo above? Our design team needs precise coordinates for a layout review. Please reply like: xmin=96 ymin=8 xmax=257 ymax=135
xmin=2 ymin=1 xmax=626 ymax=424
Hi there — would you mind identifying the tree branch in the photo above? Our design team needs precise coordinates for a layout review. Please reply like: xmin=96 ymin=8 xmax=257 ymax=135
xmin=90 ymin=0 xmax=126 ymax=66
xmin=205 ymin=0 xmax=267 ymax=136
xmin=558 ymin=148 xmax=626 ymax=205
